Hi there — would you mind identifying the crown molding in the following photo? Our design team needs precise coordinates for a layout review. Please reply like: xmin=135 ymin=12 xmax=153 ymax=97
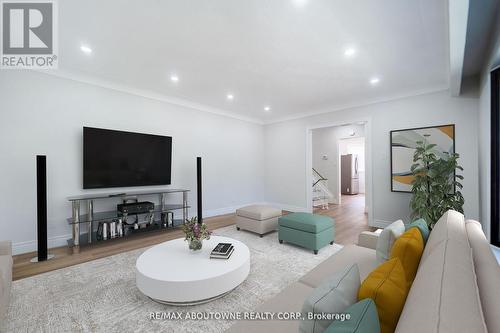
xmin=31 ymin=70 xmax=453 ymax=127
xmin=263 ymin=84 xmax=451 ymax=125
xmin=32 ymin=69 xmax=265 ymax=125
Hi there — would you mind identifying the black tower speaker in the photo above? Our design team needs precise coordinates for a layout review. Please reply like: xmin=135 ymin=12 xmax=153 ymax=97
xmin=197 ymin=157 xmax=203 ymax=224
xmin=32 ymin=155 xmax=53 ymax=262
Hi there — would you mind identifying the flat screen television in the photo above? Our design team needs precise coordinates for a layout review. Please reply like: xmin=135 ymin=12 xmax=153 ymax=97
xmin=83 ymin=127 xmax=172 ymax=189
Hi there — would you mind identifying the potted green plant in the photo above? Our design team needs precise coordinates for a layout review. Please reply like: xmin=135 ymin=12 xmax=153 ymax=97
xmin=182 ymin=217 xmax=211 ymax=251
xmin=409 ymin=137 xmax=464 ymax=228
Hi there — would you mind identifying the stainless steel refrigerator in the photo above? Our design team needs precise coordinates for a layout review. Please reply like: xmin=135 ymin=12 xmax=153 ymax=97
xmin=341 ymin=154 xmax=359 ymax=195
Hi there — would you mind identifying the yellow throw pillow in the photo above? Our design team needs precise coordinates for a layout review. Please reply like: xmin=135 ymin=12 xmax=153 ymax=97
xmin=358 ymin=258 xmax=409 ymax=333
xmin=390 ymin=227 xmax=424 ymax=284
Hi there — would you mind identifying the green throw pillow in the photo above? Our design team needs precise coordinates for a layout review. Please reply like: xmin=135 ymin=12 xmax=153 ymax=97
xmin=406 ymin=218 xmax=429 ymax=243
xmin=299 ymin=264 xmax=361 ymax=333
xmin=324 ymin=298 xmax=380 ymax=333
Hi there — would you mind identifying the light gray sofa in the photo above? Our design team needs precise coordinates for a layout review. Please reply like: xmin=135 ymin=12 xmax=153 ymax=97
xmin=0 ymin=240 xmax=12 ymax=320
xmin=227 ymin=210 xmax=500 ymax=333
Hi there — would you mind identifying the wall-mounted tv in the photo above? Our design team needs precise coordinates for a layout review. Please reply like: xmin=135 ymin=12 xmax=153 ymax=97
xmin=83 ymin=127 xmax=172 ymax=189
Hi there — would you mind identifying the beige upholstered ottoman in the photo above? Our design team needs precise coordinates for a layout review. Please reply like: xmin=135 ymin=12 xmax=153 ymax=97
xmin=236 ymin=205 xmax=282 ymax=237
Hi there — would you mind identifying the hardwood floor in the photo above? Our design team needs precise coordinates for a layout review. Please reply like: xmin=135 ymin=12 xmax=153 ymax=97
xmin=13 ymin=195 xmax=374 ymax=281
xmin=313 ymin=194 xmax=375 ymax=245
xmin=12 ymin=214 xmax=236 ymax=281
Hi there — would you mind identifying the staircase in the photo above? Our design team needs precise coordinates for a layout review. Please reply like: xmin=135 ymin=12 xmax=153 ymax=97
xmin=312 ymin=168 xmax=333 ymax=209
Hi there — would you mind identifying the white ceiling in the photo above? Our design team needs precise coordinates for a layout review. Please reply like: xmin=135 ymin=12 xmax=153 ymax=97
xmin=56 ymin=0 xmax=449 ymax=123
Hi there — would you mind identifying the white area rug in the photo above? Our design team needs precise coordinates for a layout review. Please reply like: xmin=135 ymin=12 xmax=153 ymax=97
xmin=2 ymin=226 xmax=342 ymax=333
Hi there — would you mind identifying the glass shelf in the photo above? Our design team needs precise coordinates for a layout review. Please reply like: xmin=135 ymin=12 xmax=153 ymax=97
xmin=67 ymin=204 xmax=190 ymax=224
xmin=66 ymin=219 xmax=185 ymax=247
xmin=67 ymin=188 xmax=189 ymax=201
xmin=67 ymin=187 xmax=190 ymax=248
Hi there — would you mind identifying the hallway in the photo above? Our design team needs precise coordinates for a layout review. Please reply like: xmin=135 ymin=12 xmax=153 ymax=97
xmin=313 ymin=194 xmax=374 ymax=245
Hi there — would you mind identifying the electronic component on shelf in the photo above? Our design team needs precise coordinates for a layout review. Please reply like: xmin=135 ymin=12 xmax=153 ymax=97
xmin=102 ymin=223 xmax=108 ymax=240
xmin=117 ymin=219 xmax=123 ymax=237
xmin=117 ymin=201 xmax=154 ymax=215
xmin=110 ymin=221 xmax=116 ymax=238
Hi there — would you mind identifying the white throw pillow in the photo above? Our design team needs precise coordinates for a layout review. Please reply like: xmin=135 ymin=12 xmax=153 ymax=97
xmin=299 ymin=264 xmax=360 ymax=333
xmin=376 ymin=219 xmax=405 ymax=263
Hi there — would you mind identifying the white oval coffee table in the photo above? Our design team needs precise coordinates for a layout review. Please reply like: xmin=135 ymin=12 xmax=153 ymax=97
xmin=136 ymin=236 xmax=250 ymax=305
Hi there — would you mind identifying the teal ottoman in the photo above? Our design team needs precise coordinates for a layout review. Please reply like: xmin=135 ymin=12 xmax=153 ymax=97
xmin=278 ymin=212 xmax=335 ymax=254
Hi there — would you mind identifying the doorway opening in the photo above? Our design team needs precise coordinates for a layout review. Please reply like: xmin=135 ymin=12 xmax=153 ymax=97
xmin=308 ymin=121 xmax=373 ymax=244
xmin=339 ymin=136 xmax=366 ymax=211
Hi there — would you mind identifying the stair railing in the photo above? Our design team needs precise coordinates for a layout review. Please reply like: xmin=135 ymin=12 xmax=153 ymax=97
xmin=312 ymin=168 xmax=328 ymax=186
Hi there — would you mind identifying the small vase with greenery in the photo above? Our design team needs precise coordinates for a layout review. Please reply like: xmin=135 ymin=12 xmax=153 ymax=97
xmin=409 ymin=137 xmax=464 ymax=228
xmin=182 ymin=217 xmax=211 ymax=251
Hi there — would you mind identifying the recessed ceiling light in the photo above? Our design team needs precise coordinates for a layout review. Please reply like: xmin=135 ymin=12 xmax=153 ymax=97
xmin=344 ymin=48 xmax=356 ymax=57
xmin=264 ymin=106 xmax=271 ymax=112
xmin=292 ymin=0 xmax=308 ymax=7
xmin=170 ymin=75 xmax=179 ymax=83
xmin=80 ymin=45 xmax=92 ymax=54
xmin=370 ymin=77 xmax=380 ymax=85
xmin=226 ymin=94 xmax=234 ymax=100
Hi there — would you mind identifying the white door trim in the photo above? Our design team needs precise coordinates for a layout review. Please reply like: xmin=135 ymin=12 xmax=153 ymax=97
xmin=306 ymin=117 xmax=374 ymax=226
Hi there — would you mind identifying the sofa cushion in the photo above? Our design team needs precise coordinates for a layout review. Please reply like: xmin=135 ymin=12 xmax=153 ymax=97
xmin=300 ymin=245 xmax=378 ymax=288
xmin=389 ymin=228 xmax=424 ymax=284
xmin=405 ymin=218 xmax=429 ymax=243
xmin=395 ymin=239 xmax=487 ymax=333
xmin=421 ymin=210 xmax=468 ymax=262
xmin=465 ymin=220 xmax=500 ymax=333
xmin=375 ymin=220 xmax=405 ymax=262
xmin=358 ymin=258 xmax=408 ymax=333
xmin=300 ymin=264 xmax=360 ymax=333
xmin=324 ymin=298 xmax=380 ymax=333
xmin=236 ymin=205 xmax=282 ymax=221
xmin=228 ymin=246 xmax=375 ymax=333
xmin=279 ymin=213 xmax=333 ymax=233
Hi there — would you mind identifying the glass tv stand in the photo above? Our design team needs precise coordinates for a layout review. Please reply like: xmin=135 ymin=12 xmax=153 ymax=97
xmin=67 ymin=189 xmax=190 ymax=253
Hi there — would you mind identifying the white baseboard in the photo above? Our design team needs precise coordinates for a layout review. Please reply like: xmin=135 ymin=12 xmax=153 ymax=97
xmin=12 ymin=201 xmax=313 ymax=255
xmin=265 ymin=202 xmax=311 ymax=213
xmin=12 ymin=202 xmax=267 ymax=255
xmin=12 ymin=234 xmax=71 ymax=256
xmin=203 ymin=202 xmax=267 ymax=218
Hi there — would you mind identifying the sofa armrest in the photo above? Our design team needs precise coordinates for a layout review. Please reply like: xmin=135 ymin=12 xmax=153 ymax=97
xmin=0 ymin=241 xmax=12 ymax=257
xmin=357 ymin=229 xmax=382 ymax=250
xmin=0 ymin=256 xmax=12 ymax=321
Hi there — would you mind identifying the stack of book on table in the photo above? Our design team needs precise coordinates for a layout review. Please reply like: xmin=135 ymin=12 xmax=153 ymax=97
xmin=210 ymin=243 xmax=234 ymax=259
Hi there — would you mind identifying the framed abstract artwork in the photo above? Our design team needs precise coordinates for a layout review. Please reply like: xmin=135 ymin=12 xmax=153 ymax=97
xmin=390 ymin=124 xmax=455 ymax=192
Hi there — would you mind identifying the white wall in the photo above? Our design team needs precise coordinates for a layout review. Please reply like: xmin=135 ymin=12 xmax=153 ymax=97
xmin=478 ymin=11 xmax=500 ymax=241
xmin=264 ymin=90 xmax=479 ymax=226
xmin=0 ymin=72 xmax=484 ymax=254
xmin=0 ymin=71 xmax=265 ymax=254
xmin=312 ymin=125 xmax=365 ymax=203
